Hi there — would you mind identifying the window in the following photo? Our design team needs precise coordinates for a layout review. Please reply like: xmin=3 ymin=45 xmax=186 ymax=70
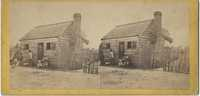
xmin=106 ymin=43 xmax=110 ymax=49
xmin=46 ymin=43 xmax=51 ymax=50
xmin=127 ymin=41 xmax=137 ymax=49
xmin=127 ymin=41 xmax=132 ymax=49
xmin=24 ymin=44 xmax=29 ymax=50
xmin=46 ymin=42 xmax=56 ymax=50
xmin=132 ymin=41 xmax=137 ymax=49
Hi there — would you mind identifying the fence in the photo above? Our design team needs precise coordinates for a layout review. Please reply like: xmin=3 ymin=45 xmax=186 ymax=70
xmin=162 ymin=47 xmax=189 ymax=74
xmin=70 ymin=48 xmax=99 ymax=70
xmin=82 ymin=61 xmax=98 ymax=74
xmin=81 ymin=48 xmax=99 ymax=74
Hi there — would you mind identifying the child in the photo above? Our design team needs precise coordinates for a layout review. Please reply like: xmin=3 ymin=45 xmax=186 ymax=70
xmin=37 ymin=60 xmax=43 ymax=68
xmin=42 ymin=56 xmax=49 ymax=68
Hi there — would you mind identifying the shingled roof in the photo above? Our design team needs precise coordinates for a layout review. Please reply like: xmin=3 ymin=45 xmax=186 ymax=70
xmin=102 ymin=19 xmax=153 ymax=40
xmin=20 ymin=21 xmax=72 ymax=40
xmin=101 ymin=19 xmax=172 ymax=43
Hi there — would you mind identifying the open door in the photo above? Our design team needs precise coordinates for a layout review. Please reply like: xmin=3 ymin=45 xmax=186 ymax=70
xmin=37 ymin=43 xmax=44 ymax=60
xmin=119 ymin=42 xmax=125 ymax=58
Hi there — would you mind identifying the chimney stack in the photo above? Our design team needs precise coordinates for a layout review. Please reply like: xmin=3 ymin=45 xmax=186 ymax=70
xmin=153 ymin=11 xmax=162 ymax=32
xmin=73 ymin=13 xmax=81 ymax=33
xmin=73 ymin=13 xmax=81 ymax=22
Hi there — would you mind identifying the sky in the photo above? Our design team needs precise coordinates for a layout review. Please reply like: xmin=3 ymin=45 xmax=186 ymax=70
xmin=9 ymin=0 xmax=190 ymax=49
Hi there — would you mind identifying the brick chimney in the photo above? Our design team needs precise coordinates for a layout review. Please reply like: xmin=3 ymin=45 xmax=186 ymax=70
xmin=153 ymin=11 xmax=162 ymax=33
xmin=73 ymin=13 xmax=81 ymax=31
xmin=72 ymin=13 xmax=83 ymax=49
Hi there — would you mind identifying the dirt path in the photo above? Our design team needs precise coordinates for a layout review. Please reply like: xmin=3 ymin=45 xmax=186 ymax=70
xmin=99 ymin=66 xmax=189 ymax=89
xmin=10 ymin=66 xmax=189 ymax=89
xmin=10 ymin=67 xmax=100 ymax=89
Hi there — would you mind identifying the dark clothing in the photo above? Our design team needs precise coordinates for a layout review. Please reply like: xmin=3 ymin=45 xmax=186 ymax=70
xmin=98 ymin=43 xmax=104 ymax=65
xmin=15 ymin=50 xmax=23 ymax=61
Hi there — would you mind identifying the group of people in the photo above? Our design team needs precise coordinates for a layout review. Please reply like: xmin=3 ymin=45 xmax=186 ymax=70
xmin=118 ymin=55 xmax=130 ymax=67
xmin=36 ymin=56 xmax=49 ymax=68
xmin=10 ymin=46 xmax=33 ymax=68
xmin=82 ymin=49 xmax=99 ymax=74
xmin=23 ymin=49 xmax=33 ymax=66
xmin=99 ymin=44 xmax=115 ymax=65
xmin=82 ymin=62 xmax=98 ymax=74
xmin=98 ymin=43 xmax=130 ymax=67
xmin=10 ymin=45 xmax=49 ymax=69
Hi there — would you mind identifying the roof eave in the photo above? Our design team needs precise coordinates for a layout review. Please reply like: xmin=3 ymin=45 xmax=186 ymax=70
xmin=20 ymin=36 xmax=59 ymax=41
xmin=101 ymin=35 xmax=139 ymax=40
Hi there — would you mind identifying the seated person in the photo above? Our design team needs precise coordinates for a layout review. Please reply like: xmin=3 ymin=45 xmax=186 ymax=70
xmin=37 ymin=56 xmax=49 ymax=68
xmin=37 ymin=60 xmax=43 ymax=68
xmin=42 ymin=56 xmax=49 ymax=67
xmin=118 ymin=55 xmax=129 ymax=67
xmin=122 ymin=55 xmax=129 ymax=66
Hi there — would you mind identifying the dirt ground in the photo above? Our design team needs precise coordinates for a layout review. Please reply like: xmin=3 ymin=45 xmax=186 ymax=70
xmin=10 ymin=66 xmax=189 ymax=89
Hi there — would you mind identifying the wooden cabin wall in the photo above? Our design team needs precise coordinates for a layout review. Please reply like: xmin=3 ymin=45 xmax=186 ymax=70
xmin=57 ymin=35 xmax=71 ymax=69
xmin=101 ymin=35 xmax=166 ymax=69
xmin=152 ymin=37 xmax=166 ymax=67
xmin=102 ymin=36 xmax=139 ymax=66
xmin=57 ymin=30 xmax=83 ymax=70
xmin=21 ymin=38 xmax=58 ymax=66
xmin=117 ymin=37 xmax=139 ymax=66
xmin=137 ymin=19 xmax=163 ymax=69
xmin=101 ymin=36 xmax=165 ymax=69
xmin=137 ymin=34 xmax=165 ymax=68
xmin=137 ymin=37 xmax=153 ymax=68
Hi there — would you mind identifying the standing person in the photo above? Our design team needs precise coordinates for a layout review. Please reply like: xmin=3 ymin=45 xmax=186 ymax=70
xmin=16 ymin=47 xmax=23 ymax=66
xmin=82 ymin=63 xmax=86 ymax=73
xmin=12 ymin=44 xmax=23 ymax=67
xmin=124 ymin=55 xmax=130 ymax=67
xmin=28 ymin=49 xmax=33 ymax=66
xmin=42 ymin=55 xmax=49 ymax=68
xmin=109 ymin=49 xmax=114 ymax=58
xmin=98 ymin=43 xmax=104 ymax=65
xmin=109 ymin=49 xmax=114 ymax=65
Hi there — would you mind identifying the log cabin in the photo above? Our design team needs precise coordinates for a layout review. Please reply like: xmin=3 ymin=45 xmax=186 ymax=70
xmin=101 ymin=11 xmax=173 ymax=69
xmin=20 ymin=13 xmax=88 ymax=70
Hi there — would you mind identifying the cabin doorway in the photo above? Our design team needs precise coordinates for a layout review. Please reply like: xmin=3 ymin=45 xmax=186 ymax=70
xmin=119 ymin=42 xmax=125 ymax=58
xmin=37 ymin=43 xmax=44 ymax=60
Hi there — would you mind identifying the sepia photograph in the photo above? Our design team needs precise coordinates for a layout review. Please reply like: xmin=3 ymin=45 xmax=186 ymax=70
xmin=1 ymin=0 xmax=198 ymax=95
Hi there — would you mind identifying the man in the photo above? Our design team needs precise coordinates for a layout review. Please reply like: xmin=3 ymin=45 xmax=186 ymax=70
xmin=28 ymin=49 xmax=33 ymax=66
xmin=98 ymin=43 xmax=104 ymax=65
xmin=109 ymin=49 xmax=114 ymax=58
xmin=109 ymin=49 xmax=114 ymax=65
xmin=42 ymin=56 xmax=49 ymax=68
xmin=11 ymin=45 xmax=23 ymax=67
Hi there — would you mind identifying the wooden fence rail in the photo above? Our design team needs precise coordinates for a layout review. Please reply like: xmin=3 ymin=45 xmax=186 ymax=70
xmin=162 ymin=47 xmax=189 ymax=74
